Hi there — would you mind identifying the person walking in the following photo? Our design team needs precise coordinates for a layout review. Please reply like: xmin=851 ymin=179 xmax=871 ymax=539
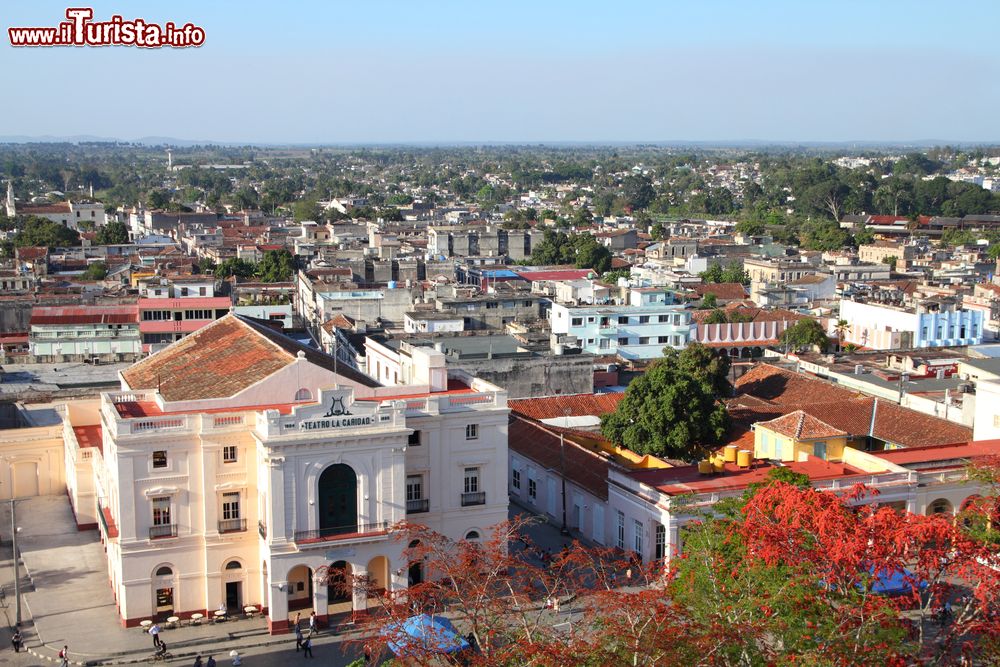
xmin=301 ymin=636 xmax=313 ymax=658
xmin=11 ymin=629 xmax=22 ymax=653
xmin=193 ymin=656 xmax=204 ymax=667
xmin=150 ymin=622 xmax=162 ymax=648
xmin=308 ymin=611 xmax=317 ymax=636
xmin=294 ymin=623 xmax=303 ymax=652
xmin=207 ymin=656 xmax=217 ymax=667
xmin=58 ymin=645 xmax=69 ymax=667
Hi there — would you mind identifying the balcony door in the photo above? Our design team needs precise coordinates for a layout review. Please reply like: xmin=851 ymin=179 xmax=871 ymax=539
xmin=318 ymin=464 xmax=357 ymax=535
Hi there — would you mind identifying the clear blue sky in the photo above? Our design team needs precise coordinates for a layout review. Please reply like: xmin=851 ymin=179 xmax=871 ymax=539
xmin=2 ymin=1 xmax=998 ymax=144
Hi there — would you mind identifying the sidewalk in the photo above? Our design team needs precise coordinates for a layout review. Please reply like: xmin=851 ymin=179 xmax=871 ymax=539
xmin=4 ymin=496 xmax=365 ymax=665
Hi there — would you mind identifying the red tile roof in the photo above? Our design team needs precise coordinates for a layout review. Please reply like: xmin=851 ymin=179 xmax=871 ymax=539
xmin=509 ymin=416 xmax=610 ymax=500
xmin=873 ymin=439 xmax=1000 ymax=466
xmin=508 ymin=393 xmax=625 ymax=421
xmin=30 ymin=305 xmax=138 ymax=326
xmin=734 ymin=364 xmax=972 ymax=449
xmin=692 ymin=283 xmax=747 ymax=300
xmin=756 ymin=410 xmax=847 ymax=440
xmin=630 ymin=456 xmax=864 ymax=496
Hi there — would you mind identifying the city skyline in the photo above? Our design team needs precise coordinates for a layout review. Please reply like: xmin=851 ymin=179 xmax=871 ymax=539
xmin=2 ymin=0 xmax=999 ymax=144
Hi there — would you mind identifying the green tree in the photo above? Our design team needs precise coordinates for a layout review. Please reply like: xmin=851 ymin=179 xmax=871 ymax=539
xmin=601 ymin=268 xmax=631 ymax=283
xmin=573 ymin=237 xmax=612 ymax=274
xmin=700 ymin=262 xmax=725 ymax=283
xmin=12 ymin=216 xmax=81 ymax=248
xmin=700 ymin=293 xmax=718 ymax=309
xmin=885 ymin=255 xmax=898 ymax=271
xmin=214 ymin=258 xmax=256 ymax=280
xmin=81 ymin=261 xmax=108 ymax=280
xmin=780 ymin=318 xmax=830 ymax=353
xmin=720 ymin=260 xmax=750 ymax=285
xmin=197 ymin=257 xmax=217 ymax=275
xmin=801 ymin=218 xmax=850 ymax=251
xmin=622 ymin=174 xmax=655 ymax=210
xmin=703 ymin=308 xmax=728 ymax=324
xmin=600 ymin=343 xmax=730 ymax=460
xmin=95 ymin=220 xmax=129 ymax=245
xmin=147 ymin=189 xmax=172 ymax=209
xmin=293 ymin=199 xmax=321 ymax=222
xmin=256 ymin=249 xmax=295 ymax=283
xmin=734 ymin=219 xmax=766 ymax=236
xmin=853 ymin=222 xmax=875 ymax=246
xmin=649 ymin=222 xmax=666 ymax=240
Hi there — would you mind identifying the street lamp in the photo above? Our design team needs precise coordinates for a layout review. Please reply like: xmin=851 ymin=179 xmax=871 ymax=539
xmin=560 ymin=409 xmax=570 ymax=536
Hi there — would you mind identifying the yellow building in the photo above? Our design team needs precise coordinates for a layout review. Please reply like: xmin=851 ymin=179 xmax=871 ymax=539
xmin=753 ymin=410 xmax=849 ymax=463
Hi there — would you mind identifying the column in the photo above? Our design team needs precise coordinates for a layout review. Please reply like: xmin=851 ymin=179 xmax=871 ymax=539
xmin=267 ymin=578 xmax=290 ymax=634
xmin=351 ymin=563 xmax=368 ymax=621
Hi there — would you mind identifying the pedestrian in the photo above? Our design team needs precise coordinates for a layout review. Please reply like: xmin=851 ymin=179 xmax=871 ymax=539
xmin=293 ymin=612 xmax=301 ymax=630
xmin=59 ymin=645 xmax=69 ymax=667
xmin=308 ymin=611 xmax=317 ymax=636
xmin=294 ymin=623 xmax=303 ymax=652
xmin=302 ymin=637 xmax=313 ymax=658
xmin=156 ymin=641 xmax=168 ymax=659
xmin=207 ymin=656 xmax=217 ymax=667
xmin=11 ymin=629 xmax=22 ymax=652
xmin=150 ymin=622 xmax=161 ymax=648
xmin=193 ymin=656 xmax=203 ymax=667
xmin=363 ymin=644 xmax=372 ymax=665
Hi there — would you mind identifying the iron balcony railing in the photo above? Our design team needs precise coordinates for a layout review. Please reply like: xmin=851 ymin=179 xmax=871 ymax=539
xmin=218 ymin=518 xmax=247 ymax=534
xmin=406 ymin=498 xmax=430 ymax=514
xmin=294 ymin=522 xmax=388 ymax=543
xmin=149 ymin=524 xmax=177 ymax=539
xmin=461 ymin=491 xmax=486 ymax=507
xmin=258 ymin=520 xmax=268 ymax=540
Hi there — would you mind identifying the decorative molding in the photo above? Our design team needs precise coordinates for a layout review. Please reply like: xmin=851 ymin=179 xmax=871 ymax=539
xmin=143 ymin=486 xmax=180 ymax=497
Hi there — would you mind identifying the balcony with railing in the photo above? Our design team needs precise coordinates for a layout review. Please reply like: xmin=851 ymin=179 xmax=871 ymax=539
xmin=294 ymin=522 xmax=389 ymax=546
xmin=218 ymin=518 xmax=247 ymax=534
xmin=149 ymin=524 xmax=177 ymax=539
xmin=406 ymin=498 xmax=429 ymax=514
xmin=461 ymin=491 xmax=486 ymax=507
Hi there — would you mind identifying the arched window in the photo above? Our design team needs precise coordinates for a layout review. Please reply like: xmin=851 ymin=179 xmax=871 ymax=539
xmin=465 ymin=530 xmax=480 ymax=541
xmin=155 ymin=566 xmax=173 ymax=576
xmin=929 ymin=498 xmax=953 ymax=516
xmin=225 ymin=561 xmax=242 ymax=570
xmin=318 ymin=464 xmax=358 ymax=534
xmin=295 ymin=388 xmax=312 ymax=401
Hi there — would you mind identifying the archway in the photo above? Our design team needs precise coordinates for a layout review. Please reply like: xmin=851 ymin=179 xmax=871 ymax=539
xmin=928 ymin=498 xmax=953 ymax=516
xmin=407 ymin=540 xmax=424 ymax=587
xmin=222 ymin=560 xmax=244 ymax=613
xmin=318 ymin=464 xmax=358 ymax=536
xmin=151 ymin=565 xmax=176 ymax=620
xmin=366 ymin=556 xmax=389 ymax=598
xmin=326 ymin=561 xmax=352 ymax=603
xmin=287 ymin=565 xmax=314 ymax=612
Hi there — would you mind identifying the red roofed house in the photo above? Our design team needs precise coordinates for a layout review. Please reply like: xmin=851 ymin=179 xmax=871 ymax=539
xmin=28 ymin=305 xmax=141 ymax=360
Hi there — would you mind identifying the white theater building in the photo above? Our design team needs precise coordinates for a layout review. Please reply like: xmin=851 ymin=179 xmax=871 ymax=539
xmin=62 ymin=314 xmax=508 ymax=632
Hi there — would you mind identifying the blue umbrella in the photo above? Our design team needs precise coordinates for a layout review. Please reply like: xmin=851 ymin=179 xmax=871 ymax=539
xmin=381 ymin=614 xmax=471 ymax=656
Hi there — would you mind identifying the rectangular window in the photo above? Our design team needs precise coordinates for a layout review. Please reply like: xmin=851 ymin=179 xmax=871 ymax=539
xmin=654 ymin=524 xmax=666 ymax=561
xmin=618 ymin=316 xmax=628 ymax=324
xmin=634 ymin=519 xmax=643 ymax=555
xmin=658 ymin=336 xmax=670 ymax=344
xmin=571 ymin=317 xmax=583 ymax=327
xmin=465 ymin=424 xmax=479 ymax=440
xmin=408 ymin=430 xmax=421 ymax=446
xmin=528 ymin=478 xmax=537 ymax=500
xmin=587 ymin=317 xmax=595 ymax=323
xmin=223 ymin=445 xmax=237 ymax=463
xmin=639 ymin=337 xmax=650 ymax=345
xmin=222 ymin=492 xmax=241 ymax=520
xmin=152 ymin=497 xmax=171 ymax=526
xmin=512 ymin=469 xmax=521 ymax=490
xmin=658 ymin=315 xmax=670 ymax=322
xmin=618 ymin=337 xmax=629 ymax=346
xmin=152 ymin=450 xmax=167 ymax=469
xmin=639 ymin=316 xmax=650 ymax=324
xmin=406 ymin=475 xmax=424 ymax=501
xmin=616 ymin=511 xmax=625 ymax=550
xmin=464 ymin=467 xmax=480 ymax=494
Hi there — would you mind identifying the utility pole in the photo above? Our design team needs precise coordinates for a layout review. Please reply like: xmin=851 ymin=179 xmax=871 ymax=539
xmin=560 ymin=409 xmax=570 ymax=536
xmin=11 ymin=498 xmax=20 ymax=626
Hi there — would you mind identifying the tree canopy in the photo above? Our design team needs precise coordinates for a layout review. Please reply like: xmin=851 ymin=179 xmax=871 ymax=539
xmin=600 ymin=343 xmax=730 ymax=460
xmin=528 ymin=230 xmax=612 ymax=274
xmin=780 ymin=318 xmax=830 ymax=352
xmin=95 ymin=220 xmax=129 ymax=245
xmin=256 ymin=249 xmax=295 ymax=283
xmin=700 ymin=260 xmax=749 ymax=285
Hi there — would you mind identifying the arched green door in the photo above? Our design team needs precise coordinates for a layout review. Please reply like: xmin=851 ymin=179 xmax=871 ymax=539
xmin=318 ymin=464 xmax=357 ymax=536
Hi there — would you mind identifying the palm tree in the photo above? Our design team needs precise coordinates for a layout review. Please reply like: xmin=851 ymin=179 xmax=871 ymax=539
xmin=834 ymin=319 xmax=849 ymax=351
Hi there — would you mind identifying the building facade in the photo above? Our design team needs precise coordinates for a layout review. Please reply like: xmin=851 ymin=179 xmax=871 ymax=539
xmin=62 ymin=314 xmax=508 ymax=632
xmin=840 ymin=298 xmax=985 ymax=349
